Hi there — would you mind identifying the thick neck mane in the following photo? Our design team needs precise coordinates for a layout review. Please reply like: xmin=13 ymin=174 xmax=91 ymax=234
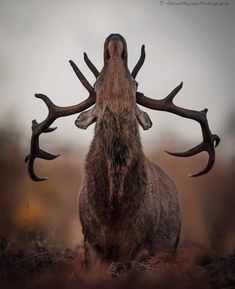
xmin=85 ymin=106 xmax=147 ymax=205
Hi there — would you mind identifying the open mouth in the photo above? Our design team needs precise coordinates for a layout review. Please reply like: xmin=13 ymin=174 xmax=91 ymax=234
xmin=104 ymin=34 xmax=127 ymax=61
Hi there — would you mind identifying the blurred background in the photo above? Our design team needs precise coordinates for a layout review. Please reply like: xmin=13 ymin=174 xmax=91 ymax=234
xmin=0 ymin=0 xmax=234 ymax=254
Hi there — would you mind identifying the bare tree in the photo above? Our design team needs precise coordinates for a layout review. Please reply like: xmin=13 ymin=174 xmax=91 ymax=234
xmin=25 ymin=34 xmax=220 ymax=265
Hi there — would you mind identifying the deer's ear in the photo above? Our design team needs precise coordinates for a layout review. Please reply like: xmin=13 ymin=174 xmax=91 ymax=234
xmin=135 ymin=106 xmax=152 ymax=130
xmin=75 ymin=108 xmax=97 ymax=129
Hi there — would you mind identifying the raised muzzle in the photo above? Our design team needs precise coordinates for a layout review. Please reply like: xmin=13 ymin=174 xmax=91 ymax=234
xmin=104 ymin=34 xmax=127 ymax=63
xmin=107 ymin=36 xmax=124 ymax=59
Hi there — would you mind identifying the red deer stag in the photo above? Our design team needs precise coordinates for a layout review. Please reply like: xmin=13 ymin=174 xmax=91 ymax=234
xmin=25 ymin=34 xmax=220 ymax=264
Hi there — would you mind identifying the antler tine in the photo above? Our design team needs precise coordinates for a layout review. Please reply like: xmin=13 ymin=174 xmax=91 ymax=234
xmin=83 ymin=52 xmax=99 ymax=78
xmin=131 ymin=45 xmax=145 ymax=79
xmin=25 ymin=82 xmax=96 ymax=181
xmin=69 ymin=60 xmax=95 ymax=94
xmin=25 ymin=124 xmax=60 ymax=181
xmin=136 ymin=82 xmax=220 ymax=177
xmin=25 ymin=95 xmax=60 ymax=181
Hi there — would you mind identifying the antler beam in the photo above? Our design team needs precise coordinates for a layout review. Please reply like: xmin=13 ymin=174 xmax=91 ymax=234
xmin=136 ymin=82 xmax=220 ymax=177
xmin=25 ymin=60 xmax=96 ymax=181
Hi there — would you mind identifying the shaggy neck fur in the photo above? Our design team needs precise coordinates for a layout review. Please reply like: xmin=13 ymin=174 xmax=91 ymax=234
xmin=98 ymin=107 xmax=142 ymax=201
xmin=85 ymin=60 xmax=147 ymax=207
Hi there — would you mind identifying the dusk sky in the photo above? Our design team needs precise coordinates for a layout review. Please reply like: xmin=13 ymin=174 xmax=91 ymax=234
xmin=0 ymin=0 xmax=234 ymax=156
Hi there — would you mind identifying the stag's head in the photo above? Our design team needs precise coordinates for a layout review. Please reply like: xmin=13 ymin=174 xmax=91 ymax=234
xmin=25 ymin=33 xmax=220 ymax=181
xmin=97 ymin=33 xmax=134 ymax=107
xmin=75 ymin=33 xmax=152 ymax=131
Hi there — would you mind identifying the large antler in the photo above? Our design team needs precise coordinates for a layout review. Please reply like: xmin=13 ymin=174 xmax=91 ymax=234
xmin=136 ymin=82 xmax=220 ymax=177
xmin=25 ymin=60 xmax=96 ymax=181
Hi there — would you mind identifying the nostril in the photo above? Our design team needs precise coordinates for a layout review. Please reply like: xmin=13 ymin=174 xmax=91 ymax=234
xmin=109 ymin=34 xmax=122 ymax=42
